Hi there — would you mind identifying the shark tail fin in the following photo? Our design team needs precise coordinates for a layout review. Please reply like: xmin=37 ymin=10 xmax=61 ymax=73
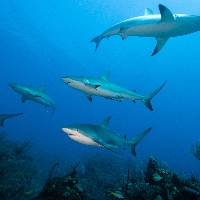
xmin=129 ymin=127 xmax=152 ymax=156
xmin=51 ymin=108 xmax=55 ymax=116
xmin=0 ymin=119 xmax=4 ymax=127
xmin=90 ymin=36 xmax=102 ymax=52
xmin=142 ymin=81 xmax=166 ymax=111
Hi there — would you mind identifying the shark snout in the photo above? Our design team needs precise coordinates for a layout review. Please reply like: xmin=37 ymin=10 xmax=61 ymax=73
xmin=62 ymin=127 xmax=73 ymax=135
xmin=8 ymin=83 xmax=16 ymax=89
xmin=61 ymin=77 xmax=73 ymax=84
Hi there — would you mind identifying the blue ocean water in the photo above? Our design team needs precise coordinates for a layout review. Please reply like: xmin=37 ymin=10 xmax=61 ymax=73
xmin=1 ymin=0 xmax=200 ymax=187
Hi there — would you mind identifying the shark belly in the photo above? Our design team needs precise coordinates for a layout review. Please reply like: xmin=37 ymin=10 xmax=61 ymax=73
xmin=69 ymin=134 xmax=102 ymax=146
xmin=71 ymin=82 xmax=120 ymax=98
xmin=94 ymin=88 xmax=119 ymax=98
xmin=35 ymin=98 xmax=50 ymax=107
xmin=121 ymin=21 xmax=200 ymax=38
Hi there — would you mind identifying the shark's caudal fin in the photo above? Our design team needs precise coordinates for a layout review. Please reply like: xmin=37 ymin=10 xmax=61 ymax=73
xmin=0 ymin=119 xmax=4 ymax=127
xmin=90 ymin=36 xmax=102 ymax=52
xmin=129 ymin=127 xmax=152 ymax=156
xmin=142 ymin=81 xmax=167 ymax=111
xmin=0 ymin=113 xmax=23 ymax=127
xmin=51 ymin=109 xmax=55 ymax=116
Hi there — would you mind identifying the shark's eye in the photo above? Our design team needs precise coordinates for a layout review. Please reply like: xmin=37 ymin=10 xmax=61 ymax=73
xmin=76 ymin=129 xmax=79 ymax=132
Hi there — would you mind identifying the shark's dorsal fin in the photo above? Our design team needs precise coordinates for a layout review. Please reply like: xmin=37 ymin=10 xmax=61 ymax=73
xmin=99 ymin=72 xmax=110 ymax=81
xmin=101 ymin=116 xmax=111 ymax=129
xmin=159 ymin=4 xmax=174 ymax=23
xmin=38 ymin=85 xmax=46 ymax=92
xmin=145 ymin=8 xmax=154 ymax=16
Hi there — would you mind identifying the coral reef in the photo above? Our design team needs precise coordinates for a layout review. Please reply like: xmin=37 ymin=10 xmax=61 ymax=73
xmin=37 ymin=154 xmax=200 ymax=200
xmin=115 ymin=155 xmax=200 ymax=200
xmin=0 ymin=132 xmax=36 ymax=199
xmin=36 ymin=162 xmax=92 ymax=200
xmin=189 ymin=140 xmax=200 ymax=160
xmin=78 ymin=153 xmax=131 ymax=199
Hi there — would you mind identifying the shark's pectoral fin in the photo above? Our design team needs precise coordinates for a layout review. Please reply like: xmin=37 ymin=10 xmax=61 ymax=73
xmin=85 ymin=93 xmax=92 ymax=102
xmin=159 ymin=4 xmax=174 ymax=23
xmin=152 ymin=37 xmax=169 ymax=56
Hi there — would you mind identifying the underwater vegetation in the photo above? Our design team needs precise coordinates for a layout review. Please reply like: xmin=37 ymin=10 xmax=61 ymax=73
xmin=35 ymin=153 xmax=200 ymax=200
xmin=0 ymin=132 xmax=36 ymax=200
xmin=189 ymin=140 xmax=200 ymax=160
xmin=35 ymin=162 xmax=92 ymax=200
xmin=78 ymin=154 xmax=200 ymax=200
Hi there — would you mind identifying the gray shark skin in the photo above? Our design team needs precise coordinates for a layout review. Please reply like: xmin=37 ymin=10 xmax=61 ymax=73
xmin=62 ymin=116 xmax=152 ymax=156
xmin=0 ymin=113 xmax=23 ymax=127
xmin=62 ymin=72 xmax=166 ymax=111
xmin=8 ymin=83 xmax=56 ymax=115
xmin=91 ymin=4 xmax=200 ymax=56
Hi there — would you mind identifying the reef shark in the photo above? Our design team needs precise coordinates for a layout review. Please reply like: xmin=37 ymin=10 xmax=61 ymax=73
xmin=0 ymin=113 xmax=23 ymax=127
xmin=91 ymin=4 xmax=200 ymax=56
xmin=62 ymin=116 xmax=152 ymax=156
xmin=8 ymin=83 xmax=56 ymax=115
xmin=61 ymin=72 xmax=166 ymax=111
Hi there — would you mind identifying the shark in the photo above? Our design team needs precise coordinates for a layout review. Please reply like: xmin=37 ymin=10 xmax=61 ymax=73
xmin=62 ymin=116 xmax=152 ymax=156
xmin=8 ymin=83 xmax=56 ymax=115
xmin=91 ymin=4 xmax=200 ymax=56
xmin=0 ymin=113 xmax=23 ymax=127
xmin=61 ymin=72 xmax=166 ymax=111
